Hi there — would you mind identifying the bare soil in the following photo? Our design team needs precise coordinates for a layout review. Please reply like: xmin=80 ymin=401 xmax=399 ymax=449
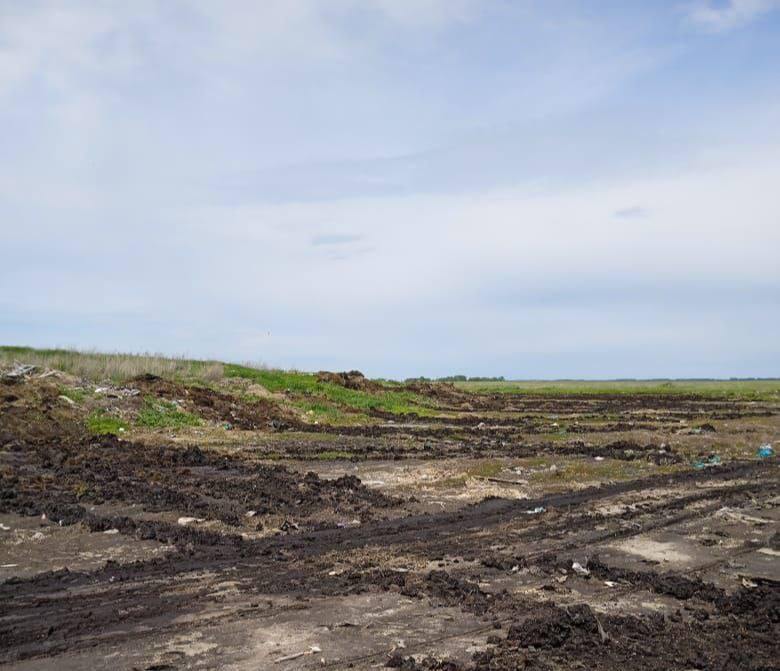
xmin=1 ymin=373 xmax=778 ymax=670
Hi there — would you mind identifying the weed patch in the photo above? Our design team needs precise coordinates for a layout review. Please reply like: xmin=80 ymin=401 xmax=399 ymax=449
xmin=86 ymin=410 xmax=128 ymax=436
xmin=136 ymin=397 xmax=201 ymax=429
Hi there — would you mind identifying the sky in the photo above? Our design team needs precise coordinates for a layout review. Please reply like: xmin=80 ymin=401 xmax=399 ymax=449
xmin=1 ymin=0 xmax=779 ymax=379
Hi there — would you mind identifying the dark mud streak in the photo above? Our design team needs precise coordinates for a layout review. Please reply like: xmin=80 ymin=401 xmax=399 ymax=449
xmin=1 ymin=461 xmax=776 ymax=664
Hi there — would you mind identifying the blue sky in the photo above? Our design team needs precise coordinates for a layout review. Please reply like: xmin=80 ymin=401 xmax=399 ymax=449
xmin=1 ymin=0 xmax=779 ymax=378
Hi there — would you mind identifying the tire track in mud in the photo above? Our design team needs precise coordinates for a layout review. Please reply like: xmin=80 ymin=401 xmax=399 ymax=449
xmin=1 ymin=460 xmax=776 ymax=664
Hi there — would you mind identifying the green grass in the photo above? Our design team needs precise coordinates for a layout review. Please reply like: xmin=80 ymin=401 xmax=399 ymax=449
xmin=59 ymin=386 xmax=88 ymax=403
xmin=293 ymin=400 xmax=371 ymax=425
xmin=136 ymin=396 xmax=202 ymax=429
xmin=465 ymin=460 xmax=504 ymax=478
xmin=225 ymin=364 xmax=438 ymax=416
xmin=456 ymin=379 xmax=780 ymax=400
xmin=313 ymin=450 xmax=354 ymax=460
xmin=86 ymin=410 xmax=128 ymax=436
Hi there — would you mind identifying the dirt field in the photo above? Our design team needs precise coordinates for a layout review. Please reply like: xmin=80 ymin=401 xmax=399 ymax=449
xmin=1 ymin=358 xmax=778 ymax=670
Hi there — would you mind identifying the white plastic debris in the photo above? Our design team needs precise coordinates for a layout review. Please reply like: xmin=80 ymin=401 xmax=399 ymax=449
xmin=58 ymin=395 xmax=75 ymax=405
xmin=32 ymin=531 xmax=45 ymax=541
xmin=604 ymin=580 xmax=617 ymax=588
xmin=524 ymin=506 xmax=545 ymax=515
xmin=594 ymin=456 xmax=605 ymax=462
xmin=0 ymin=523 xmax=10 ymax=531
xmin=177 ymin=516 xmax=205 ymax=526
xmin=274 ymin=646 xmax=322 ymax=663
xmin=741 ymin=577 xmax=758 ymax=589
xmin=245 ymin=510 xmax=257 ymax=518
xmin=2 ymin=363 xmax=37 ymax=380
xmin=572 ymin=561 xmax=590 ymax=577
xmin=103 ymin=528 xmax=119 ymax=535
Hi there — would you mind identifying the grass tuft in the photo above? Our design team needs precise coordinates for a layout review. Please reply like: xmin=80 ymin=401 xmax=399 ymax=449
xmin=86 ymin=410 xmax=128 ymax=436
xmin=136 ymin=397 xmax=201 ymax=429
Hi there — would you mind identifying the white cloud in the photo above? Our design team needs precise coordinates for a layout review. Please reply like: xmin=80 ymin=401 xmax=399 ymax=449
xmin=686 ymin=0 xmax=780 ymax=32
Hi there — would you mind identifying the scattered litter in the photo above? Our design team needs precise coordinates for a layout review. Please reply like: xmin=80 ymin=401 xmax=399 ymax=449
xmin=604 ymin=580 xmax=617 ymax=588
xmin=741 ymin=577 xmax=758 ymax=589
xmin=594 ymin=456 xmax=605 ymax=462
xmin=245 ymin=510 xmax=257 ymax=518
xmin=0 ymin=523 xmax=10 ymax=531
xmin=32 ymin=532 xmax=45 ymax=541
xmin=1 ymin=564 xmax=19 ymax=568
xmin=2 ymin=363 xmax=37 ymax=381
xmin=279 ymin=520 xmax=300 ymax=532
xmin=524 ymin=506 xmax=545 ymax=515
xmin=94 ymin=386 xmax=140 ymax=398
xmin=274 ymin=646 xmax=321 ymax=663
xmin=555 ymin=574 xmax=568 ymax=584
xmin=103 ymin=528 xmax=120 ymax=535
xmin=757 ymin=444 xmax=774 ymax=459
xmin=177 ymin=517 xmax=205 ymax=526
xmin=572 ymin=561 xmax=590 ymax=577
xmin=693 ymin=454 xmax=721 ymax=469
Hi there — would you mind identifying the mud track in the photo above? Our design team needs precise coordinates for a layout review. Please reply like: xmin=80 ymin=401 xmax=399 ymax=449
xmin=1 ymin=459 xmax=777 ymax=668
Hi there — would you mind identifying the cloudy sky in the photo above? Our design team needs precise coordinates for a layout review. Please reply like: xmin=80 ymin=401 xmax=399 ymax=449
xmin=1 ymin=1 xmax=779 ymax=378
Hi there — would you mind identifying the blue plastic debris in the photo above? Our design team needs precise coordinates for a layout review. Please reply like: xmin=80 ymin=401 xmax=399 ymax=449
xmin=693 ymin=454 xmax=721 ymax=469
xmin=757 ymin=444 xmax=774 ymax=459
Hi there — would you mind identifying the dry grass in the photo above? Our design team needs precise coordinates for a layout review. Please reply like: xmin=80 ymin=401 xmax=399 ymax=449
xmin=0 ymin=346 xmax=224 ymax=384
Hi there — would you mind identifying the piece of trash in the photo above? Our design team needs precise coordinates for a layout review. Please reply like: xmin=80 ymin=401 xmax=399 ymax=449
xmin=279 ymin=520 xmax=300 ymax=532
xmin=572 ymin=561 xmax=590 ymax=577
xmin=2 ymin=363 xmax=37 ymax=381
xmin=524 ymin=506 xmax=545 ymax=515
xmin=1 ymin=564 xmax=19 ymax=568
xmin=604 ymin=580 xmax=617 ymax=587
xmin=177 ymin=517 xmax=205 ymax=526
xmin=693 ymin=454 xmax=721 ymax=469
xmin=757 ymin=444 xmax=774 ymax=459
xmin=32 ymin=531 xmax=45 ymax=541
xmin=741 ymin=577 xmax=758 ymax=589
xmin=594 ymin=456 xmax=605 ymax=461
xmin=555 ymin=574 xmax=568 ymax=583
xmin=0 ymin=523 xmax=10 ymax=531
xmin=274 ymin=646 xmax=321 ymax=663
xmin=245 ymin=510 xmax=257 ymax=518
xmin=103 ymin=528 xmax=119 ymax=534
